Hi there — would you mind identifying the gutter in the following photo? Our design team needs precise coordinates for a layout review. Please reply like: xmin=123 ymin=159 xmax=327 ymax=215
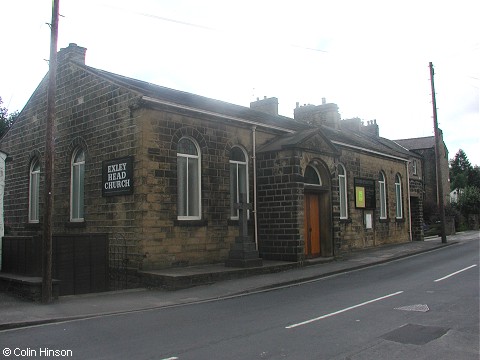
xmin=406 ymin=161 xmax=412 ymax=241
xmin=252 ymin=126 xmax=258 ymax=250
xmin=331 ymin=141 xmax=409 ymax=162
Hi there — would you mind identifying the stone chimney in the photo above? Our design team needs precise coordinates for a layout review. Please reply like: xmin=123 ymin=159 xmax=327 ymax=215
xmin=341 ymin=117 xmax=363 ymax=132
xmin=362 ymin=119 xmax=379 ymax=137
xmin=294 ymin=100 xmax=340 ymax=129
xmin=57 ymin=43 xmax=87 ymax=65
xmin=250 ymin=96 xmax=278 ymax=116
xmin=342 ymin=118 xmax=380 ymax=137
xmin=340 ymin=117 xmax=379 ymax=137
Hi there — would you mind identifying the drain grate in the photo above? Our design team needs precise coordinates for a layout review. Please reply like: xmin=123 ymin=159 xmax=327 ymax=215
xmin=395 ymin=304 xmax=430 ymax=312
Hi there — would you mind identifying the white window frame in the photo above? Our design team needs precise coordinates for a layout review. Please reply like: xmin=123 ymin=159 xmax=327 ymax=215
xmin=395 ymin=174 xmax=403 ymax=219
xmin=177 ymin=137 xmax=201 ymax=220
xmin=338 ymin=163 xmax=348 ymax=219
xmin=379 ymin=171 xmax=387 ymax=219
xmin=229 ymin=146 xmax=249 ymax=220
xmin=412 ymin=160 xmax=417 ymax=175
xmin=29 ymin=159 xmax=40 ymax=223
xmin=70 ymin=148 xmax=85 ymax=222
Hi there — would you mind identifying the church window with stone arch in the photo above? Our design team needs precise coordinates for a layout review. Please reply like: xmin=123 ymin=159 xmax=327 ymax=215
xmin=338 ymin=163 xmax=348 ymax=219
xmin=379 ymin=171 xmax=387 ymax=219
xmin=177 ymin=137 xmax=201 ymax=219
xmin=395 ymin=173 xmax=403 ymax=219
xmin=29 ymin=158 xmax=40 ymax=223
xmin=229 ymin=146 xmax=248 ymax=219
xmin=71 ymin=148 xmax=85 ymax=221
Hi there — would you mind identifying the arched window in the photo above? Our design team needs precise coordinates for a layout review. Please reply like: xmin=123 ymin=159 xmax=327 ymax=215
xmin=395 ymin=174 xmax=403 ymax=219
xmin=304 ymin=165 xmax=321 ymax=185
xmin=71 ymin=148 xmax=85 ymax=221
xmin=230 ymin=146 xmax=248 ymax=219
xmin=29 ymin=159 xmax=40 ymax=223
xmin=378 ymin=171 xmax=387 ymax=219
xmin=177 ymin=137 xmax=201 ymax=219
xmin=338 ymin=164 xmax=348 ymax=219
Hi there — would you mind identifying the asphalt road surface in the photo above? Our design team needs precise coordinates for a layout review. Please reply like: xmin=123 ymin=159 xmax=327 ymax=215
xmin=1 ymin=235 xmax=478 ymax=359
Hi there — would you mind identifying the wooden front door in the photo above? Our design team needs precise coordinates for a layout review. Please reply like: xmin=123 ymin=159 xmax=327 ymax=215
xmin=304 ymin=193 xmax=321 ymax=257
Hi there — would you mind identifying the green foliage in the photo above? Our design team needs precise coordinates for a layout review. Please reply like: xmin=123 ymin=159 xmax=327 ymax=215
xmin=458 ymin=186 xmax=480 ymax=215
xmin=0 ymin=96 xmax=18 ymax=138
xmin=449 ymin=149 xmax=479 ymax=191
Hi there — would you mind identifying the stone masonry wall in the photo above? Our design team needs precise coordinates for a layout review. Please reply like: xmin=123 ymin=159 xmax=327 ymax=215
xmin=0 ymin=59 xmax=143 ymax=265
xmin=134 ymin=105 xmax=276 ymax=269
xmin=256 ymin=149 xmax=304 ymax=261
xmin=336 ymin=148 xmax=410 ymax=253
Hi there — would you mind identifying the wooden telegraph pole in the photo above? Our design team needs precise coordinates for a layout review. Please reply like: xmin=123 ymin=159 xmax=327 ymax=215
xmin=42 ymin=0 xmax=60 ymax=303
xmin=429 ymin=62 xmax=447 ymax=244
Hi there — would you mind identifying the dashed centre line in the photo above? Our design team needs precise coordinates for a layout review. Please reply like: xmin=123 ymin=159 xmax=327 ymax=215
xmin=286 ymin=291 xmax=404 ymax=329
xmin=434 ymin=264 xmax=477 ymax=282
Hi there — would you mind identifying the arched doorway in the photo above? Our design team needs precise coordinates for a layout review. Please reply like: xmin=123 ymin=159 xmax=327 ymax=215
xmin=303 ymin=162 xmax=332 ymax=258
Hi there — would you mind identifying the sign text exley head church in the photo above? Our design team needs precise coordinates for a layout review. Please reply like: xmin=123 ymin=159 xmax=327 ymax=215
xmin=102 ymin=156 xmax=134 ymax=196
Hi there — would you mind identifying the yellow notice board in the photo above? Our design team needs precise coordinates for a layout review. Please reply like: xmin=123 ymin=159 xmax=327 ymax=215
xmin=356 ymin=186 xmax=366 ymax=208
xmin=354 ymin=177 xmax=376 ymax=209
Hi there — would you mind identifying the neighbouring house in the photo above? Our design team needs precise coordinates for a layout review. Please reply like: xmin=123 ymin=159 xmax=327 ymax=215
xmin=0 ymin=44 xmax=424 ymax=295
xmin=395 ymin=135 xmax=450 ymax=210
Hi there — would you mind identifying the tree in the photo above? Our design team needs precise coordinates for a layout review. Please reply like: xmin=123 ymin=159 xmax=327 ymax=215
xmin=458 ymin=186 xmax=480 ymax=215
xmin=0 ymin=96 xmax=18 ymax=138
xmin=449 ymin=149 xmax=474 ymax=191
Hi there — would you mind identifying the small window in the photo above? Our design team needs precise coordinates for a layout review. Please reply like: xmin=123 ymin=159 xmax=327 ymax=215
xmin=395 ymin=174 xmax=403 ymax=219
xmin=305 ymin=165 xmax=321 ymax=185
xmin=177 ymin=137 xmax=201 ymax=219
xmin=29 ymin=159 xmax=40 ymax=223
xmin=338 ymin=164 xmax=348 ymax=219
xmin=412 ymin=160 xmax=417 ymax=175
xmin=71 ymin=148 xmax=85 ymax=221
xmin=230 ymin=146 xmax=248 ymax=219
xmin=378 ymin=171 xmax=387 ymax=219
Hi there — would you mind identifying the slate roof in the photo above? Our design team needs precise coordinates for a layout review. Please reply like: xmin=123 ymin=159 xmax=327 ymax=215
xmin=395 ymin=136 xmax=436 ymax=150
xmin=81 ymin=64 xmax=307 ymax=132
xmin=79 ymin=62 xmax=412 ymax=161
xmin=322 ymin=124 xmax=411 ymax=160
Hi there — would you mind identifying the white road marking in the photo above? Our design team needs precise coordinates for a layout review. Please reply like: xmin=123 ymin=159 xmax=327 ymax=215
xmin=285 ymin=291 xmax=404 ymax=329
xmin=160 ymin=357 xmax=178 ymax=360
xmin=434 ymin=264 xmax=478 ymax=282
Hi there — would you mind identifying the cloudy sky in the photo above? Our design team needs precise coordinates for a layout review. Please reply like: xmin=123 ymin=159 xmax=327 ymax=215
xmin=2 ymin=0 xmax=479 ymax=165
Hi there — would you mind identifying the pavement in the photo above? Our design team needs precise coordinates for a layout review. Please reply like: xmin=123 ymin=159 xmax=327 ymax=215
xmin=0 ymin=231 xmax=477 ymax=331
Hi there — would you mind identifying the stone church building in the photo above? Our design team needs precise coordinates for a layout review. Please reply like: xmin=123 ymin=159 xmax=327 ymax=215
xmin=0 ymin=44 xmax=424 ymax=279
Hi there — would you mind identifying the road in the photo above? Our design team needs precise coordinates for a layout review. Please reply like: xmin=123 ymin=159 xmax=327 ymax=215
xmin=1 ymin=235 xmax=478 ymax=359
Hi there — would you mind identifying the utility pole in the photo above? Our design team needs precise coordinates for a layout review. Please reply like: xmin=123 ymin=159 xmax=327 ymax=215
xmin=429 ymin=62 xmax=447 ymax=244
xmin=42 ymin=0 xmax=60 ymax=303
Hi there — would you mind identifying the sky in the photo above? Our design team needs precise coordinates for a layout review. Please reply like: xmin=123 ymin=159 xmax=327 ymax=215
xmin=1 ymin=0 xmax=479 ymax=165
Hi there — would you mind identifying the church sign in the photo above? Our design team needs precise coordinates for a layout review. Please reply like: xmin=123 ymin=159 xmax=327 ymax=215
xmin=354 ymin=178 xmax=376 ymax=209
xmin=102 ymin=156 xmax=134 ymax=196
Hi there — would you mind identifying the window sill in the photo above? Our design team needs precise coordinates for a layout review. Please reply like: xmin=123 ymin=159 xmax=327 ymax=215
xmin=379 ymin=218 xmax=389 ymax=223
xmin=174 ymin=219 xmax=208 ymax=227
